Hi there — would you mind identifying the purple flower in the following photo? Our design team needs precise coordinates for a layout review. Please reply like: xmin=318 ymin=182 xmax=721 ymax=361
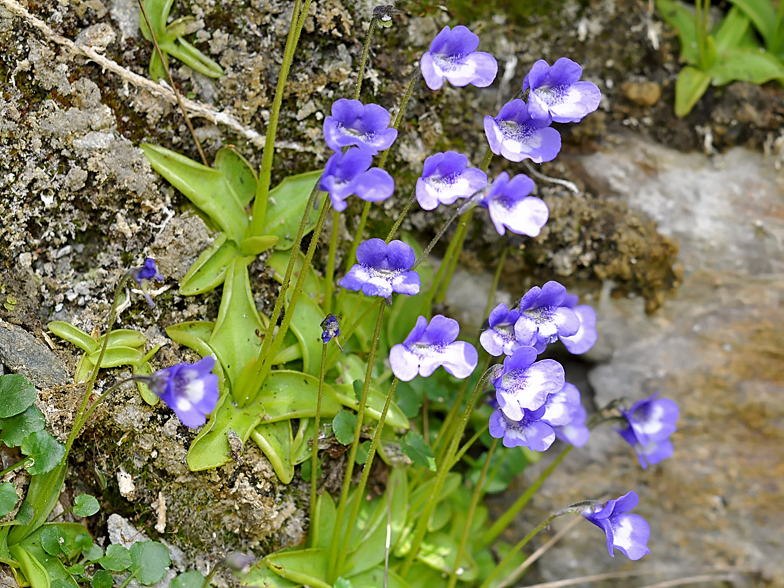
xmin=559 ymin=294 xmax=598 ymax=355
xmin=339 ymin=239 xmax=420 ymax=298
xmin=323 ymin=99 xmax=398 ymax=155
xmin=320 ymin=314 xmax=341 ymax=345
xmin=483 ymin=100 xmax=561 ymax=163
xmin=516 ymin=282 xmax=580 ymax=353
xmin=133 ymin=258 xmax=163 ymax=307
xmin=319 ymin=148 xmax=395 ymax=212
xmin=476 ymin=172 xmax=549 ymax=237
xmin=580 ymin=491 xmax=651 ymax=560
xmin=541 ymin=381 xmax=580 ymax=427
xmin=416 ymin=151 xmax=487 ymax=211
xmin=616 ymin=393 xmax=679 ymax=469
xmin=493 ymin=346 xmax=565 ymax=420
xmin=420 ymin=25 xmax=498 ymax=91
xmin=389 ymin=315 xmax=478 ymax=382
xmin=148 ymin=357 xmax=219 ymax=427
xmin=523 ymin=58 xmax=601 ymax=123
xmin=480 ymin=303 xmax=523 ymax=356
xmin=555 ymin=402 xmax=590 ymax=447
xmin=489 ymin=406 xmax=556 ymax=451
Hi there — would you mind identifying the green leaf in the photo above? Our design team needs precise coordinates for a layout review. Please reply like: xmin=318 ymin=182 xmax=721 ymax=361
xmin=130 ymin=541 xmax=171 ymax=585
xmin=250 ymin=420 xmax=294 ymax=484
xmin=674 ymin=65 xmax=712 ymax=117
xmin=66 ymin=564 xmax=84 ymax=576
xmin=98 ymin=544 xmax=132 ymax=572
xmin=331 ymin=410 xmax=357 ymax=446
xmin=0 ymin=374 xmax=37 ymax=418
xmin=727 ymin=0 xmax=776 ymax=45
xmin=258 ymin=371 xmax=342 ymax=423
xmin=101 ymin=330 xmax=146 ymax=349
xmin=334 ymin=383 xmax=409 ymax=430
xmin=73 ymin=494 xmax=100 ymax=518
xmin=209 ymin=259 xmax=266 ymax=390
xmin=241 ymin=560 xmax=301 ymax=588
xmin=21 ymin=431 xmax=65 ymax=475
xmin=74 ymin=533 xmax=93 ymax=553
xmin=186 ymin=393 xmax=264 ymax=471
xmin=713 ymin=6 xmax=751 ymax=51
xmin=291 ymin=419 xmax=315 ymax=465
xmin=40 ymin=526 xmax=66 ymax=556
xmin=264 ymin=548 xmax=330 ymax=588
xmin=0 ymin=482 xmax=19 ymax=518
xmin=239 ymin=236 xmax=279 ymax=256
xmin=346 ymin=566 xmax=411 ymax=588
xmin=0 ymin=404 xmax=46 ymax=447
xmin=335 ymin=578 xmax=354 ymax=588
xmin=404 ymin=564 xmax=442 ymax=588
xmin=708 ymin=47 xmax=784 ymax=85
xmin=86 ymin=347 xmax=144 ymax=369
xmin=266 ymin=250 xmax=322 ymax=299
xmin=400 ymin=431 xmax=435 ymax=471
xmin=179 ymin=234 xmax=240 ymax=295
xmin=415 ymin=532 xmax=477 ymax=581
xmin=299 ymin=457 xmax=321 ymax=482
xmin=9 ymin=545 xmax=51 ymax=588
xmin=13 ymin=538 xmax=79 ymax=588
xmin=8 ymin=462 xmax=67 ymax=543
xmin=84 ymin=544 xmax=104 ymax=562
xmin=310 ymin=493 xmax=335 ymax=550
xmin=287 ymin=293 xmax=325 ymax=377
xmin=91 ymin=570 xmax=114 ymax=588
xmin=656 ymin=0 xmax=701 ymax=64
xmin=213 ymin=145 xmax=257 ymax=206
xmin=171 ymin=570 xmax=206 ymax=588
xmin=165 ymin=36 xmax=225 ymax=79
xmin=132 ymin=361 xmax=160 ymax=406
xmin=393 ymin=381 xmax=423 ymax=419
xmin=47 ymin=322 xmax=98 ymax=353
xmin=140 ymin=144 xmax=248 ymax=242
xmin=261 ymin=171 xmax=322 ymax=248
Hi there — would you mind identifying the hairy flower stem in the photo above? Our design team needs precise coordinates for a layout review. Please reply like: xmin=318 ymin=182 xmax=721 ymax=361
xmin=447 ymin=438 xmax=498 ymax=588
xmin=238 ymin=193 xmax=331 ymax=405
xmin=385 ymin=188 xmax=417 ymax=244
xmin=310 ymin=344 xmax=328 ymax=524
xmin=399 ymin=367 xmax=496 ymax=578
xmin=478 ymin=514 xmax=561 ymax=588
xmin=328 ymin=301 xmax=387 ymax=582
xmin=343 ymin=75 xmax=419 ymax=275
xmin=354 ymin=15 xmax=378 ymax=100
xmin=336 ymin=377 xmax=400 ymax=575
xmin=480 ymin=444 xmax=574 ymax=547
xmin=249 ymin=0 xmax=312 ymax=236
xmin=136 ymin=0 xmax=207 ymax=166
xmin=482 ymin=246 xmax=509 ymax=321
xmin=450 ymin=422 xmax=490 ymax=469
xmin=323 ymin=209 xmax=342 ymax=314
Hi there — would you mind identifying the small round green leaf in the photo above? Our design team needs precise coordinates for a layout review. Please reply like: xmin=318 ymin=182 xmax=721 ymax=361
xmin=84 ymin=544 xmax=104 ymax=562
xmin=0 ymin=374 xmax=37 ymax=418
xmin=91 ymin=570 xmax=114 ymax=588
xmin=41 ymin=525 xmax=67 ymax=555
xmin=400 ymin=431 xmax=436 ymax=472
xmin=21 ymin=430 xmax=66 ymax=475
xmin=66 ymin=564 xmax=85 ymax=576
xmin=99 ymin=544 xmax=132 ymax=572
xmin=171 ymin=570 xmax=205 ymax=588
xmin=332 ymin=410 xmax=357 ymax=446
xmin=73 ymin=494 xmax=100 ymax=517
xmin=0 ymin=482 xmax=19 ymax=518
xmin=0 ymin=404 xmax=46 ymax=448
xmin=74 ymin=532 xmax=94 ymax=553
xmin=130 ymin=541 xmax=171 ymax=585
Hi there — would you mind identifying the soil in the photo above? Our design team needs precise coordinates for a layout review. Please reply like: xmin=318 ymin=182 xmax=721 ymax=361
xmin=1 ymin=0 xmax=783 ymax=582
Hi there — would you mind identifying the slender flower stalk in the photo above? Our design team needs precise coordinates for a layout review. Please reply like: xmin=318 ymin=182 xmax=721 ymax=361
xmin=447 ymin=437 xmax=498 ymax=588
xmin=323 ymin=209 xmax=341 ymax=315
xmin=328 ymin=303 xmax=387 ymax=582
xmin=249 ymin=0 xmax=312 ymax=237
xmin=354 ymin=14 xmax=378 ymax=101
xmin=335 ymin=377 xmax=400 ymax=575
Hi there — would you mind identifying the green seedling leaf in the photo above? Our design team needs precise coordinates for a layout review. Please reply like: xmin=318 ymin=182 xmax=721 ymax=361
xmin=171 ymin=570 xmax=206 ymax=588
xmin=393 ymin=380 xmax=423 ymax=419
xmin=140 ymin=144 xmax=248 ymax=242
xmin=14 ymin=539 xmax=79 ymax=588
xmin=0 ymin=374 xmax=37 ymax=418
xmin=656 ymin=0 xmax=701 ymax=64
xmin=713 ymin=6 xmax=751 ymax=51
xmin=91 ymin=570 xmax=113 ymax=588
xmin=98 ymin=544 xmax=132 ymax=572
xmin=347 ymin=566 xmax=411 ymax=588
xmin=74 ymin=533 xmax=93 ymax=553
xmin=674 ymin=65 xmax=712 ymax=117
xmin=40 ymin=526 xmax=66 ymax=556
xmin=427 ymin=501 xmax=452 ymax=533
xmin=0 ymin=404 xmax=46 ymax=447
xmin=299 ymin=456 xmax=321 ymax=482
xmin=209 ymin=259 xmax=266 ymax=390
xmin=74 ymin=354 xmax=94 ymax=384
xmin=404 ymin=563 xmax=442 ymax=588
xmin=0 ymin=482 xmax=19 ymax=517
xmin=66 ymin=564 xmax=85 ymax=576
xmin=241 ymin=560 xmax=300 ymax=588
xmin=727 ymin=0 xmax=776 ymax=45
xmin=331 ymin=410 xmax=357 ymax=445
xmin=291 ymin=419 xmax=315 ymax=465
xmin=258 ymin=371 xmax=342 ymax=422
xmin=101 ymin=330 xmax=146 ymax=349
xmin=21 ymin=431 xmax=65 ymax=475
xmin=130 ymin=541 xmax=171 ymax=585
xmin=8 ymin=462 xmax=67 ymax=543
xmin=15 ymin=500 xmax=35 ymax=526
xmin=708 ymin=47 xmax=784 ymax=85
xmin=84 ymin=544 xmax=104 ymax=562
xmin=165 ymin=37 xmax=225 ymax=78
xmin=187 ymin=393 xmax=264 ymax=471
xmin=352 ymin=380 xmax=363 ymax=402
xmin=86 ymin=347 xmax=144 ymax=369
xmin=179 ymin=234 xmax=241 ymax=295
xmin=355 ymin=440 xmax=370 ymax=464
xmin=250 ymin=420 xmax=294 ymax=484
xmin=416 ymin=532 xmax=477 ymax=581
xmin=47 ymin=322 xmax=98 ymax=353
xmin=73 ymin=494 xmax=100 ymax=518
xmin=133 ymin=361 xmax=160 ymax=406
xmin=266 ymin=250 xmax=322 ymax=299
xmin=264 ymin=548 xmax=330 ymax=588
xmin=9 ymin=545 xmax=51 ymax=588
xmin=261 ymin=171 xmax=322 ymax=248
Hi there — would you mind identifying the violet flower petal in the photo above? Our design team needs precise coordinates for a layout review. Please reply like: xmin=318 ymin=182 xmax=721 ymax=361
xmin=483 ymin=99 xmax=561 ymax=163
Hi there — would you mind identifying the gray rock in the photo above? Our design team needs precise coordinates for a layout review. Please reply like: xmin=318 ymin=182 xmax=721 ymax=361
xmin=0 ymin=320 xmax=69 ymax=388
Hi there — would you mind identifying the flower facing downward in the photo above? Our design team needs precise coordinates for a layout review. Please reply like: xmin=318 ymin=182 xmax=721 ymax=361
xmin=320 ymin=314 xmax=341 ymax=345
xmin=616 ymin=393 xmax=679 ymax=469
xmin=323 ymin=99 xmax=398 ymax=155
xmin=416 ymin=151 xmax=487 ymax=211
xmin=148 ymin=357 xmax=219 ymax=427
xmin=420 ymin=25 xmax=498 ymax=91
xmin=515 ymin=281 xmax=581 ymax=353
xmin=389 ymin=315 xmax=478 ymax=382
xmin=132 ymin=258 xmax=163 ymax=307
xmin=523 ymin=58 xmax=601 ymax=123
xmin=580 ymin=491 xmax=651 ymax=560
xmin=339 ymin=239 xmax=420 ymax=298
xmin=319 ymin=148 xmax=395 ymax=212
xmin=483 ymin=99 xmax=561 ymax=163
xmin=480 ymin=303 xmax=523 ymax=356
xmin=476 ymin=172 xmax=549 ymax=237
